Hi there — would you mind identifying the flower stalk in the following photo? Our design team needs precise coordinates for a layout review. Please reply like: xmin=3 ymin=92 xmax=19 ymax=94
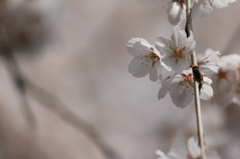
xmin=185 ymin=0 xmax=207 ymax=159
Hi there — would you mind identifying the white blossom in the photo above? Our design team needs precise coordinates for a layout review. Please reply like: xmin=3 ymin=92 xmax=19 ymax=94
xmin=156 ymin=150 xmax=170 ymax=159
xmin=211 ymin=54 xmax=240 ymax=107
xmin=155 ymin=25 xmax=196 ymax=73
xmin=156 ymin=137 xmax=221 ymax=159
xmin=126 ymin=38 xmax=163 ymax=82
xmin=168 ymin=137 xmax=201 ymax=159
xmin=192 ymin=0 xmax=235 ymax=17
xmin=158 ymin=69 xmax=213 ymax=108
xmin=165 ymin=0 xmax=186 ymax=25
xmin=197 ymin=49 xmax=220 ymax=75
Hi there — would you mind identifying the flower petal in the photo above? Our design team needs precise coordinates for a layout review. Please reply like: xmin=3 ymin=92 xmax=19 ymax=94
xmin=126 ymin=38 xmax=151 ymax=57
xmin=158 ymin=74 xmax=176 ymax=99
xmin=187 ymin=137 xmax=201 ymax=158
xmin=168 ymin=75 xmax=194 ymax=108
xmin=167 ymin=2 xmax=185 ymax=25
xmin=156 ymin=150 xmax=169 ymax=159
xmin=169 ymin=144 xmax=188 ymax=159
xmin=200 ymin=83 xmax=213 ymax=100
xmin=149 ymin=62 xmax=162 ymax=81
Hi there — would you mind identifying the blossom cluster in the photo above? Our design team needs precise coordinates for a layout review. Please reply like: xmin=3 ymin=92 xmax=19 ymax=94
xmin=211 ymin=54 xmax=240 ymax=107
xmin=126 ymin=25 xmax=219 ymax=108
xmin=163 ymin=0 xmax=236 ymax=25
xmin=156 ymin=137 xmax=221 ymax=159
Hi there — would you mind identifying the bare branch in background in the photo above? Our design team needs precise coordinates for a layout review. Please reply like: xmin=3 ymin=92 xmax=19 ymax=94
xmin=0 ymin=26 xmax=36 ymax=128
xmin=0 ymin=26 xmax=123 ymax=159
xmin=26 ymin=81 xmax=123 ymax=159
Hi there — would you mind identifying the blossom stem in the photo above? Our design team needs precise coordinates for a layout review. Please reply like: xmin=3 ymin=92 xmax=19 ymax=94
xmin=185 ymin=1 xmax=207 ymax=159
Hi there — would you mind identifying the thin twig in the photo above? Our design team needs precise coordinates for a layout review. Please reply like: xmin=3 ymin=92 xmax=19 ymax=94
xmin=184 ymin=1 xmax=206 ymax=159
xmin=0 ymin=26 xmax=36 ymax=128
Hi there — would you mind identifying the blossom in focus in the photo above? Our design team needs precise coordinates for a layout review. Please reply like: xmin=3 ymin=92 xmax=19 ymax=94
xmin=126 ymin=38 xmax=163 ymax=82
xmin=211 ymin=54 xmax=240 ymax=107
xmin=155 ymin=25 xmax=195 ymax=73
xmin=163 ymin=0 xmax=186 ymax=25
xmin=192 ymin=0 xmax=236 ymax=17
xmin=158 ymin=69 xmax=213 ymax=108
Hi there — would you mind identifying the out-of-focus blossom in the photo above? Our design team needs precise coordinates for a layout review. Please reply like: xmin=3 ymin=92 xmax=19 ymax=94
xmin=197 ymin=49 xmax=220 ymax=75
xmin=156 ymin=137 xmax=221 ymax=159
xmin=155 ymin=25 xmax=195 ymax=73
xmin=161 ymin=0 xmax=186 ymax=25
xmin=126 ymin=38 xmax=163 ymax=82
xmin=192 ymin=0 xmax=236 ymax=17
xmin=211 ymin=54 xmax=240 ymax=107
xmin=158 ymin=69 xmax=213 ymax=108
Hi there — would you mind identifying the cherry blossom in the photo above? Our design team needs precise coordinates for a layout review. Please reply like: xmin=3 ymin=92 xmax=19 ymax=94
xmin=156 ymin=137 xmax=221 ymax=159
xmin=155 ymin=25 xmax=196 ymax=73
xmin=211 ymin=54 xmax=240 ymax=107
xmin=192 ymin=0 xmax=236 ymax=17
xmin=158 ymin=69 xmax=213 ymax=108
xmin=163 ymin=0 xmax=186 ymax=25
xmin=197 ymin=49 xmax=220 ymax=75
xmin=126 ymin=38 xmax=163 ymax=82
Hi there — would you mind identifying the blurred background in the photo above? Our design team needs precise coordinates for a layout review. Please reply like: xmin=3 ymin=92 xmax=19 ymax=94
xmin=0 ymin=0 xmax=240 ymax=159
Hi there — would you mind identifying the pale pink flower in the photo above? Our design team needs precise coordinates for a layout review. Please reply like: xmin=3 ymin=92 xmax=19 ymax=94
xmin=126 ymin=38 xmax=163 ymax=82
xmin=156 ymin=137 xmax=221 ymax=159
xmin=165 ymin=0 xmax=186 ymax=25
xmin=155 ymin=25 xmax=196 ymax=73
xmin=211 ymin=54 xmax=240 ymax=107
xmin=192 ymin=0 xmax=235 ymax=17
xmin=197 ymin=49 xmax=220 ymax=75
xmin=159 ymin=69 xmax=213 ymax=108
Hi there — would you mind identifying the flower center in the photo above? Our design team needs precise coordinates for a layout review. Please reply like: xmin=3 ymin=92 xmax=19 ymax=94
xmin=203 ymin=0 xmax=214 ymax=9
xmin=218 ymin=69 xmax=227 ymax=79
xmin=180 ymin=73 xmax=194 ymax=93
xmin=140 ymin=47 xmax=160 ymax=67
xmin=170 ymin=45 xmax=186 ymax=63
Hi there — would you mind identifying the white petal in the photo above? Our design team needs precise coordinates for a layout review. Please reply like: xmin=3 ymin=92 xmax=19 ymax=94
xmin=187 ymin=137 xmax=201 ymax=158
xmin=175 ymin=58 xmax=192 ymax=73
xmin=200 ymin=83 xmax=213 ymax=100
xmin=156 ymin=37 xmax=172 ymax=48
xmin=227 ymin=0 xmax=236 ymax=3
xmin=213 ymin=0 xmax=228 ymax=8
xmin=158 ymin=74 xmax=176 ymax=99
xmin=171 ymin=24 xmax=181 ymax=46
xmin=192 ymin=0 xmax=213 ymax=17
xmin=199 ymin=61 xmax=219 ymax=75
xmin=149 ymin=62 xmax=161 ymax=81
xmin=167 ymin=2 xmax=185 ymax=25
xmin=169 ymin=144 xmax=188 ymax=159
xmin=169 ymin=76 xmax=194 ymax=108
xmin=182 ymin=35 xmax=196 ymax=56
xmin=199 ymin=49 xmax=221 ymax=62
xmin=128 ymin=57 xmax=143 ymax=73
xmin=126 ymin=38 xmax=152 ymax=57
xmin=128 ymin=57 xmax=150 ymax=78
xmin=156 ymin=150 xmax=169 ymax=159
xmin=203 ymin=77 xmax=212 ymax=85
